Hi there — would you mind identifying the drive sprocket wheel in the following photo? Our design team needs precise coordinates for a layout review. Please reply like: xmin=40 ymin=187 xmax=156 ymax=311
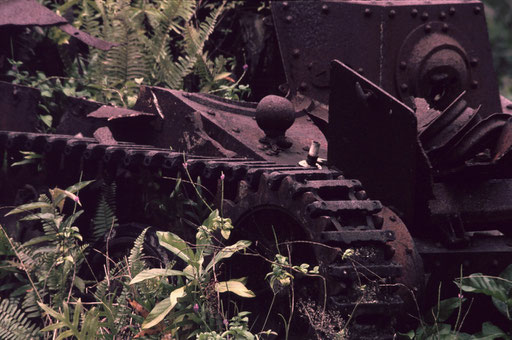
xmin=223 ymin=170 xmax=403 ymax=339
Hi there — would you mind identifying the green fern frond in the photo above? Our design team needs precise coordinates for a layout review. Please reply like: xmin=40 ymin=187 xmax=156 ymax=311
xmin=21 ymin=287 xmax=41 ymax=319
xmin=0 ymin=298 xmax=40 ymax=340
xmin=128 ymin=227 xmax=148 ymax=277
xmin=92 ymin=183 xmax=118 ymax=242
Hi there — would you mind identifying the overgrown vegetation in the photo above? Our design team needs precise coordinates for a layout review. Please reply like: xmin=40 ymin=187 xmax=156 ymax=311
xmin=2 ymin=0 xmax=512 ymax=339
xmin=5 ymin=0 xmax=251 ymax=132
xmin=484 ymin=0 xmax=512 ymax=97
xmin=0 ymin=175 xmax=268 ymax=339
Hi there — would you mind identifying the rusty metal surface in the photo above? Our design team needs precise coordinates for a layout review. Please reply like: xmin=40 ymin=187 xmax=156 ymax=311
xmin=328 ymin=60 xmax=432 ymax=227
xmin=131 ymin=85 xmax=328 ymax=165
xmin=57 ymin=23 xmax=117 ymax=51
xmin=272 ymin=0 xmax=501 ymax=117
xmin=0 ymin=81 xmax=39 ymax=132
xmin=0 ymin=0 xmax=116 ymax=50
xmin=0 ymin=0 xmax=67 ymax=26
xmin=416 ymin=232 xmax=512 ymax=275
xmin=430 ymin=179 xmax=512 ymax=228
xmin=381 ymin=206 xmax=424 ymax=324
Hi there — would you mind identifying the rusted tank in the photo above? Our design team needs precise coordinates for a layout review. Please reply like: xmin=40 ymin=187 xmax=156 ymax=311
xmin=1 ymin=0 xmax=512 ymax=338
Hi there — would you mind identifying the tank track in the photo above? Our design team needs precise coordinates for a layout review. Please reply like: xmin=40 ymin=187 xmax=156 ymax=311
xmin=0 ymin=130 xmax=402 ymax=339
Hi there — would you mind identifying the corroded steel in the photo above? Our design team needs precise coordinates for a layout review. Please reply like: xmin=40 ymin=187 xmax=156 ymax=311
xmin=272 ymin=0 xmax=501 ymax=117
xmin=0 ymin=0 xmax=116 ymax=50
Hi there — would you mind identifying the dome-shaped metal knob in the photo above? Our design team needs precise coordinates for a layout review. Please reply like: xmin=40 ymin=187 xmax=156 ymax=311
xmin=256 ymin=95 xmax=295 ymax=139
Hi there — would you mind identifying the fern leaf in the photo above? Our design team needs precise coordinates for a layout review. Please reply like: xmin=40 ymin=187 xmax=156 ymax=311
xmin=0 ymin=298 xmax=40 ymax=340
xmin=92 ymin=183 xmax=118 ymax=242
xmin=128 ymin=227 xmax=149 ymax=277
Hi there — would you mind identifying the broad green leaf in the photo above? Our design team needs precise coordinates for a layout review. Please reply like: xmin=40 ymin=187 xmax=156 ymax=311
xmin=130 ymin=268 xmax=188 ymax=284
xmin=40 ymin=322 xmax=63 ymax=332
xmin=143 ymin=286 xmax=187 ymax=329
xmin=213 ymin=72 xmax=232 ymax=81
xmin=38 ymin=302 xmax=64 ymax=320
xmin=20 ymin=213 xmax=55 ymax=221
xmin=74 ymin=276 xmax=85 ymax=293
xmin=205 ymin=240 xmax=251 ymax=273
xmin=39 ymin=114 xmax=53 ymax=128
xmin=395 ymin=330 xmax=415 ymax=340
xmin=203 ymin=209 xmax=219 ymax=229
xmin=426 ymin=297 xmax=466 ymax=323
xmin=22 ymin=235 xmax=55 ymax=247
xmin=157 ymin=231 xmax=194 ymax=263
xmin=50 ymin=188 xmax=82 ymax=211
xmin=471 ymin=322 xmax=510 ymax=340
xmin=500 ymin=265 xmax=512 ymax=282
xmin=56 ymin=330 xmax=74 ymax=340
xmin=65 ymin=180 xmax=94 ymax=194
xmin=73 ymin=299 xmax=82 ymax=328
xmin=457 ymin=273 xmax=511 ymax=318
xmin=142 ymin=297 xmax=172 ymax=329
xmin=458 ymin=274 xmax=507 ymax=299
xmin=216 ymin=280 xmax=255 ymax=298
xmin=221 ymin=229 xmax=230 ymax=240
xmin=11 ymin=159 xmax=37 ymax=167
xmin=5 ymin=202 xmax=52 ymax=216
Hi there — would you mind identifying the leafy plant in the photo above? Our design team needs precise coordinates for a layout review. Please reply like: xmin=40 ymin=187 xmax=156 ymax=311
xmin=59 ymin=0 xmax=248 ymax=105
xmin=399 ymin=265 xmax=512 ymax=339
xmin=130 ymin=209 xmax=254 ymax=334
xmin=38 ymin=299 xmax=102 ymax=340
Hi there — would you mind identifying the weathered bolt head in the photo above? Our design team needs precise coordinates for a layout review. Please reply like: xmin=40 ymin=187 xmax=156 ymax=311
xmin=256 ymin=95 xmax=295 ymax=138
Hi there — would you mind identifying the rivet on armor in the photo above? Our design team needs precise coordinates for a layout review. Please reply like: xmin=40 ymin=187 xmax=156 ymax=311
xmin=470 ymin=58 xmax=479 ymax=67
xmin=282 ymin=1 xmax=289 ymax=10
xmin=321 ymin=4 xmax=329 ymax=14
xmin=442 ymin=23 xmax=449 ymax=32
xmin=401 ymin=83 xmax=409 ymax=92
xmin=388 ymin=10 xmax=396 ymax=18
xmin=357 ymin=68 xmax=364 ymax=74
xmin=439 ymin=11 xmax=446 ymax=20
xmin=474 ymin=6 xmax=481 ymax=15
xmin=471 ymin=80 xmax=479 ymax=89
xmin=411 ymin=9 xmax=418 ymax=17
xmin=355 ymin=190 xmax=367 ymax=200
xmin=364 ymin=8 xmax=372 ymax=17
xmin=292 ymin=48 xmax=300 ymax=58
xmin=399 ymin=61 xmax=407 ymax=70
xmin=424 ymin=24 xmax=432 ymax=33
xmin=285 ymin=15 xmax=292 ymax=23
xmin=421 ymin=12 xmax=429 ymax=21
xmin=299 ymin=82 xmax=308 ymax=91
xmin=449 ymin=7 xmax=456 ymax=15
